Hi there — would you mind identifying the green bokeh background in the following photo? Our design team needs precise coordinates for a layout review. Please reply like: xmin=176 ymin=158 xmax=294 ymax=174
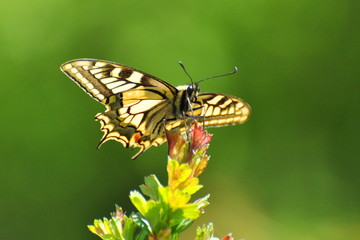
xmin=1 ymin=0 xmax=359 ymax=239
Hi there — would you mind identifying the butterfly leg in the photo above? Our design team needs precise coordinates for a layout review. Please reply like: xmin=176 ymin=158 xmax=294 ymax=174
xmin=185 ymin=107 xmax=206 ymax=129
xmin=184 ymin=105 xmax=204 ymax=121
xmin=192 ymin=106 xmax=204 ymax=111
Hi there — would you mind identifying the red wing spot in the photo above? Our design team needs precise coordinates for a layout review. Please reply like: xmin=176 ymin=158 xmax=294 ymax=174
xmin=134 ymin=132 xmax=142 ymax=143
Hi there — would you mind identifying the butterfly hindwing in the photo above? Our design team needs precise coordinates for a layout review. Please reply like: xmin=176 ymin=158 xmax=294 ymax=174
xmin=95 ymin=107 xmax=168 ymax=159
xmin=95 ymin=94 xmax=171 ymax=159
xmin=192 ymin=93 xmax=251 ymax=127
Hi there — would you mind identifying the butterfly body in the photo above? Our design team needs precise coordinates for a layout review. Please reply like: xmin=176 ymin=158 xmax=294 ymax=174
xmin=61 ymin=59 xmax=250 ymax=159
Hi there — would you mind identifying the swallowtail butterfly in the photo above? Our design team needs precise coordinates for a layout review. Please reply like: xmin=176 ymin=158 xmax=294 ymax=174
xmin=61 ymin=59 xmax=251 ymax=159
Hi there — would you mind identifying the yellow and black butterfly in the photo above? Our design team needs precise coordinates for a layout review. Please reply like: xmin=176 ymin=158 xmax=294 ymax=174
xmin=60 ymin=59 xmax=251 ymax=159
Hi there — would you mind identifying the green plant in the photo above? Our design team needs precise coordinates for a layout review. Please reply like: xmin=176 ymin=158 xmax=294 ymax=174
xmin=88 ymin=122 xmax=236 ymax=240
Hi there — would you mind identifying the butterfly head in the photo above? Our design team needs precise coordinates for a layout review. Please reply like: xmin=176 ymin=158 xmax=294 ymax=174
xmin=186 ymin=83 xmax=200 ymax=102
xmin=178 ymin=61 xmax=238 ymax=100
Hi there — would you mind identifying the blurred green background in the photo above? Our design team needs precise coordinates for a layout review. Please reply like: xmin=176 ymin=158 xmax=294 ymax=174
xmin=1 ymin=0 xmax=359 ymax=239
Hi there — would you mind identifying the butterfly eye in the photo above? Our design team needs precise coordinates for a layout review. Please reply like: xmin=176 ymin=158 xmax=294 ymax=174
xmin=187 ymin=85 xmax=194 ymax=95
xmin=187 ymin=85 xmax=199 ymax=102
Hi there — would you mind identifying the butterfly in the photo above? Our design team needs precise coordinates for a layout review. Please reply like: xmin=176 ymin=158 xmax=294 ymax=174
xmin=60 ymin=59 xmax=251 ymax=159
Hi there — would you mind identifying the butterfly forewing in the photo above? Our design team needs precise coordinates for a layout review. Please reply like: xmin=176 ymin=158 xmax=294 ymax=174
xmin=61 ymin=59 xmax=250 ymax=159
xmin=61 ymin=59 xmax=178 ymax=103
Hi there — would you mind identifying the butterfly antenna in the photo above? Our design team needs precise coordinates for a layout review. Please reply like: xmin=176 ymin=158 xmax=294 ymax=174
xmin=179 ymin=61 xmax=194 ymax=85
xmin=197 ymin=66 xmax=238 ymax=84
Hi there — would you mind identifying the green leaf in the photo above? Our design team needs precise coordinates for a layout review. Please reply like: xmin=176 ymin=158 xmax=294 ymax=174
xmin=122 ymin=215 xmax=137 ymax=240
xmin=139 ymin=174 xmax=162 ymax=200
xmin=194 ymin=194 xmax=210 ymax=210
xmin=108 ymin=218 xmax=122 ymax=239
xmin=129 ymin=191 xmax=149 ymax=216
xmin=182 ymin=178 xmax=202 ymax=195
xmin=132 ymin=212 xmax=152 ymax=235
xmin=171 ymin=218 xmax=194 ymax=234
xmin=88 ymin=217 xmax=124 ymax=240
xmin=195 ymin=223 xmax=215 ymax=240
xmin=180 ymin=204 xmax=201 ymax=219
